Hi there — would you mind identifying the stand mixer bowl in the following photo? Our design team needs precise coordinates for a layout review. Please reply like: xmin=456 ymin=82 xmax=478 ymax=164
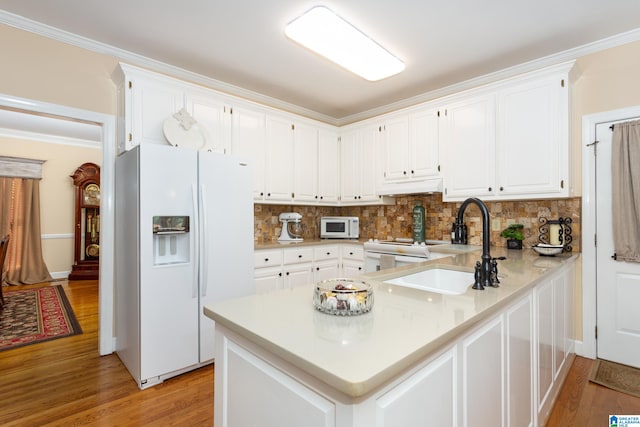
xmin=287 ymin=221 xmax=304 ymax=238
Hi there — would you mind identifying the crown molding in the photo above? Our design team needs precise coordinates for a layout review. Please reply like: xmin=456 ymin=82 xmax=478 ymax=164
xmin=2 ymin=10 xmax=640 ymax=127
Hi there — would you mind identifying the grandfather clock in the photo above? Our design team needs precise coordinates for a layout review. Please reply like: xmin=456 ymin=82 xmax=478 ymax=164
xmin=69 ymin=163 xmax=100 ymax=280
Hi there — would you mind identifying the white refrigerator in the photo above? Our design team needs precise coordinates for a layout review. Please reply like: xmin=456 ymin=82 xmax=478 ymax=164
xmin=115 ymin=143 xmax=254 ymax=389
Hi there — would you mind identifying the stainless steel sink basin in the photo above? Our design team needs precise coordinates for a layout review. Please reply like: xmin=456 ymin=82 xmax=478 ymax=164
xmin=384 ymin=268 xmax=475 ymax=295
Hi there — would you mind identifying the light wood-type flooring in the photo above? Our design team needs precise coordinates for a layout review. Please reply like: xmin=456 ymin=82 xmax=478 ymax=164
xmin=1 ymin=280 xmax=639 ymax=426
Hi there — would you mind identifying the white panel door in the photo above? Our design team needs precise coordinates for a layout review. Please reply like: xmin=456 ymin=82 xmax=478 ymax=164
xmin=410 ymin=107 xmax=440 ymax=179
xmin=596 ymin=121 xmax=640 ymax=368
xmin=293 ymin=121 xmax=318 ymax=203
xmin=265 ymin=115 xmax=294 ymax=202
xmin=230 ymin=104 xmax=266 ymax=199
xmin=318 ymin=129 xmax=340 ymax=203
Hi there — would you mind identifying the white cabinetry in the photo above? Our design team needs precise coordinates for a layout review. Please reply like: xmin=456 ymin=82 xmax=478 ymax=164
xmin=224 ymin=258 xmax=576 ymax=427
xmin=340 ymin=124 xmax=384 ymax=204
xmin=317 ymin=129 xmax=341 ymax=204
xmin=496 ymin=73 xmax=568 ymax=198
xmin=442 ymin=62 xmax=573 ymax=202
xmin=312 ymin=245 xmax=340 ymax=282
xmin=535 ymin=264 xmax=573 ymax=423
xmin=254 ymin=244 xmax=365 ymax=293
xmin=264 ymin=114 xmax=294 ymax=202
xmin=215 ymin=333 xmax=336 ymax=427
xmin=376 ymin=347 xmax=456 ymax=427
xmin=341 ymin=244 xmax=364 ymax=278
xmin=380 ymin=107 xmax=441 ymax=195
xmin=114 ymin=64 xmax=186 ymax=153
xmin=186 ymin=90 xmax=231 ymax=154
xmin=229 ymin=104 xmax=267 ymax=199
xmin=442 ymin=93 xmax=496 ymax=200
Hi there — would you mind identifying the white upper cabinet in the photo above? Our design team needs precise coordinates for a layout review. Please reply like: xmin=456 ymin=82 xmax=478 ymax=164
xmin=340 ymin=124 xmax=385 ymax=204
xmin=379 ymin=106 xmax=442 ymax=195
xmin=186 ymin=90 xmax=231 ymax=154
xmin=442 ymin=93 xmax=497 ymax=200
xmin=381 ymin=115 xmax=410 ymax=181
xmin=293 ymin=121 xmax=320 ymax=203
xmin=496 ymin=72 xmax=568 ymax=197
xmin=229 ymin=103 xmax=267 ymax=200
xmin=264 ymin=114 xmax=295 ymax=202
xmin=442 ymin=61 xmax=574 ymax=201
xmin=114 ymin=64 xmax=186 ymax=153
xmin=317 ymin=128 xmax=340 ymax=204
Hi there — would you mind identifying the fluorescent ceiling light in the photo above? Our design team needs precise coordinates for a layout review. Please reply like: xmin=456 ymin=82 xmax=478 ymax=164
xmin=285 ymin=6 xmax=405 ymax=81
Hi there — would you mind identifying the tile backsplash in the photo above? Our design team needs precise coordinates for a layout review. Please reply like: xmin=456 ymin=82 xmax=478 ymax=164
xmin=254 ymin=194 xmax=581 ymax=251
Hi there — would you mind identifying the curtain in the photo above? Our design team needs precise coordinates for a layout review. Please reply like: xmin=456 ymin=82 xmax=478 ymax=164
xmin=0 ymin=177 xmax=52 ymax=284
xmin=611 ymin=119 xmax=640 ymax=262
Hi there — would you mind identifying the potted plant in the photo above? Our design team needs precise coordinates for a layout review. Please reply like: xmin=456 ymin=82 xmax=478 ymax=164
xmin=500 ymin=224 xmax=524 ymax=249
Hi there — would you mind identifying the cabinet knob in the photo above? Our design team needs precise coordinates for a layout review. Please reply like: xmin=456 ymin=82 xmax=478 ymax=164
xmin=320 ymin=196 xmax=323 ymax=200
xmin=326 ymin=252 xmax=331 ymax=255
xmin=298 ymin=254 xmax=302 ymax=258
xmin=349 ymin=252 xmax=354 ymax=255
xmin=260 ymin=192 xmax=264 ymax=196
xmin=267 ymin=192 xmax=271 ymax=197
xmin=411 ymin=170 xmax=415 ymax=174
xmin=278 ymin=272 xmax=282 ymax=277
xmin=500 ymin=186 xmax=504 ymax=191
xmin=358 ymin=267 xmax=362 ymax=270
xmin=264 ymin=258 xmax=269 ymax=262
xmin=316 ymin=267 xmax=320 ymax=271
xmin=286 ymin=272 xmax=290 ymax=276
xmin=403 ymin=171 xmax=407 ymax=175
xmin=488 ymin=187 xmax=492 ymax=192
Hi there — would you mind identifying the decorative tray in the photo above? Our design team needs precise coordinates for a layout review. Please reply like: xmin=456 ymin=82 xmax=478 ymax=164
xmin=313 ymin=278 xmax=373 ymax=316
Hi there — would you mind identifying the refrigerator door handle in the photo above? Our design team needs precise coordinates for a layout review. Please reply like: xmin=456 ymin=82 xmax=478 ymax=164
xmin=199 ymin=183 xmax=209 ymax=297
xmin=192 ymin=183 xmax=199 ymax=299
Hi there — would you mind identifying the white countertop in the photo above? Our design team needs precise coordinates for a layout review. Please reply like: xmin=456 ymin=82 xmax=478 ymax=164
xmin=204 ymin=247 xmax=578 ymax=398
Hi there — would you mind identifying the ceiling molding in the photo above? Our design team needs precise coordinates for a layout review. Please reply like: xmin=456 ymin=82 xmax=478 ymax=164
xmin=2 ymin=10 xmax=640 ymax=126
xmin=337 ymin=27 xmax=640 ymax=125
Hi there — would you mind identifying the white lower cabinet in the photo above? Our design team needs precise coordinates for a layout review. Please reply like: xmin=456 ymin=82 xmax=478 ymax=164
xmin=222 ymin=259 xmax=575 ymax=427
xmin=535 ymin=264 xmax=573 ymax=424
xmin=376 ymin=347 xmax=456 ymax=427
xmin=216 ymin=332 xmax=336 ymax=427
xmin=255 ymin=244 xmax=365 ymax=292
xmin=506 ymin=294 xmax=533 ymax=427
xmin=462 ymin=316 xmax=504 ymax=427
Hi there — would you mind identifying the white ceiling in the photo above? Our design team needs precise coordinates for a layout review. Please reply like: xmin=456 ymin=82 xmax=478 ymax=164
xmin=1 ymin=0 xmax=640 ymax=124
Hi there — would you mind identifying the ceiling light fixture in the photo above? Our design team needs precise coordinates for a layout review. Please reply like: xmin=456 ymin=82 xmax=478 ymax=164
xmin=285 ymin=6 xmax=405 ymax=81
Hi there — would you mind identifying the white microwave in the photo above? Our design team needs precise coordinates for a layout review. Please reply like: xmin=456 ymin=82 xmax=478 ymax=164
xmin=320 ymin=216 xmax=359 ymax=239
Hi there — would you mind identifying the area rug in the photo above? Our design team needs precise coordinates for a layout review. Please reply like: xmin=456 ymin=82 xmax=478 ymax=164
xmin=0 ymin=285 xmax=82 ymax=351
xmin=589 ymin=359 xmax=640 ymax=398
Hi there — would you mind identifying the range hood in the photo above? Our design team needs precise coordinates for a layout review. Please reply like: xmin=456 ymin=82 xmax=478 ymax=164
xmin=377 ymin=177 xmax=443 ymax=196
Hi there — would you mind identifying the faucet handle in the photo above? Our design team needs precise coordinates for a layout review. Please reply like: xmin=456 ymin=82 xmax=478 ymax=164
xmin=489 ymin=256 xmax=505 ymax=287
xmin=472 ymin=261 xmax=485 ymax=290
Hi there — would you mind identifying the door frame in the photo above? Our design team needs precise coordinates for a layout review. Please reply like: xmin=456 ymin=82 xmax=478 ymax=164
xmin=580 ymin=105 xmax=640 ymax=359
xmin=0 ymin=93 xmax=115 ymax=355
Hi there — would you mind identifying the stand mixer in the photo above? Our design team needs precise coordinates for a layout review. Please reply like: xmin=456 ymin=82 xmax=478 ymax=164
xmin=278 ymin=212 xmax=304 ymax=242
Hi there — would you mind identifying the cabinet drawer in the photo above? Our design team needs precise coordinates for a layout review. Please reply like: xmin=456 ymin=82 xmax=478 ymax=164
xmin=313 ymin=245 xmax=340 ymax=261
xmin=341 ymin=245 xmax=364 ymax=261
xmin=254 ymin=249 xmax=283 ymax=269
xmin=283 ymin=247 xmax=314 ymax=264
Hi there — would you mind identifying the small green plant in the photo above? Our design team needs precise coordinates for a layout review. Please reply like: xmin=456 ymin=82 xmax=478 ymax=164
xmin=500 ymin=223 xmax=524 ymax=241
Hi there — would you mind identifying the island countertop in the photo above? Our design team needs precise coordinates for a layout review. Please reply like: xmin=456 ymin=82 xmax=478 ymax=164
xmin=204 ymin=247 xmax=579 ymax=398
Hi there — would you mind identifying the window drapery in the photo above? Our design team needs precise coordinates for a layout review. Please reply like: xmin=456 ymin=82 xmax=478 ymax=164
xmin=611 ymin=119 xmax=640 ymax=263
xmin=0 ymin=177 xmax=52 ymax=284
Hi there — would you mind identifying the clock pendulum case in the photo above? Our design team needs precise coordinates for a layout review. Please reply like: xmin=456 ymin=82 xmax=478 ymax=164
xmin=69 ymin=163 xmax=100 ymax=280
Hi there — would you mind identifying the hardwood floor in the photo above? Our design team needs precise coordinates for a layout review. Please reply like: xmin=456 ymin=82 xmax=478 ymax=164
xmin=0 ymin=280 xmax=213 ymax=426
xmin=2 ymin=280 xmax=639 ymax=426
xmin=546 ymin=356 xmax=640 ymax=426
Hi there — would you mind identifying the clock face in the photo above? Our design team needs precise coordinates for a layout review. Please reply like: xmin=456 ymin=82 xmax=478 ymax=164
xmin=83 ymin=183 xmax=100 ymax=206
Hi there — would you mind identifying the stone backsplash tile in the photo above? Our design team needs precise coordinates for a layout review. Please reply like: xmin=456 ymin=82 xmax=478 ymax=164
xmin=254 ymin=194 xmax=581 ymax=251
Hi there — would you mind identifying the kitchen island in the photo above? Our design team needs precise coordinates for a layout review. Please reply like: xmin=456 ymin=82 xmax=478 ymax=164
xmin=204 ymin=247 xmax=579 ymax=427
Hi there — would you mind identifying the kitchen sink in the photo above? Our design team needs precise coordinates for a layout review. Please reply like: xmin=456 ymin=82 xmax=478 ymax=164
xmin=384 ymin=268 xmax=475 ymax=295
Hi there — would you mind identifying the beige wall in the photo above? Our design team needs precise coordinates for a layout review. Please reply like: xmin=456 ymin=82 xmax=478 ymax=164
xmin=0 ymin=25 xmax=118 ymax=115
xmin=0 ymin=136 xmax=101 ymax=275
xmin=571 ymin=40 xmax=640 ymax=195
